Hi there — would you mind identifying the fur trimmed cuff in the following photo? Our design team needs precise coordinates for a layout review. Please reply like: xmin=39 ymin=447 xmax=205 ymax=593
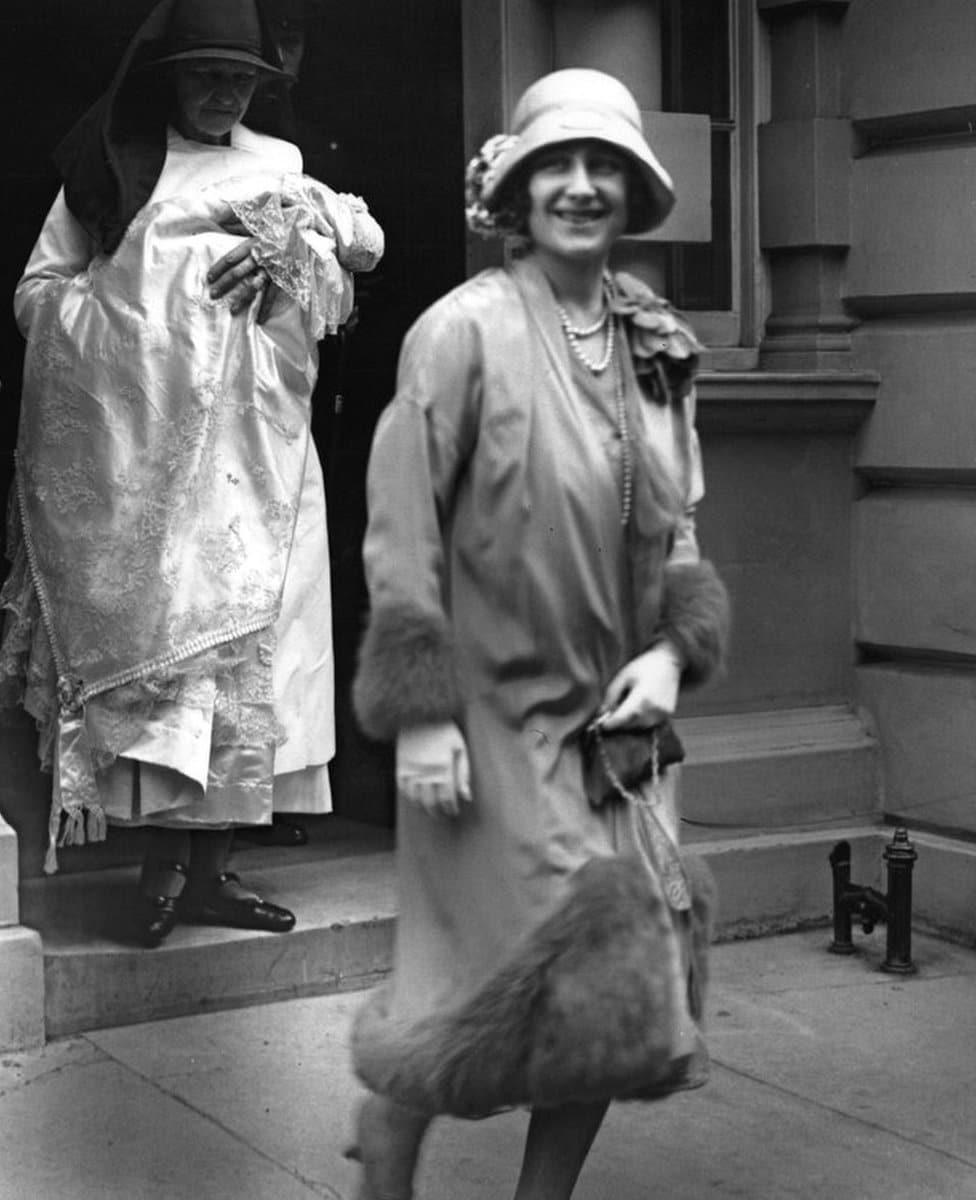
xmin=655 ymin=559 xmax=730 ymax=687
xmin=353 ymin=603 xmax=461 ymax=742
xmin=351 ymin=854 xmax=716 ymax=1118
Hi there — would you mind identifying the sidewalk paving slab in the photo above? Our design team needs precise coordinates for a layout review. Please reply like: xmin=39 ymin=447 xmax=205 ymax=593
xmin=1 ymin=928 xmax=974 ymax=1200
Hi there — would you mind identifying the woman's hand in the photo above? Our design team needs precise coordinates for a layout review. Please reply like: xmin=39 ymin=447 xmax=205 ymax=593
xmin=396 ymin=721 xmax=472 ymax=818
xmin=208 ymin=216 xmax=280 ymax=322
xmin=597 ymin=640 xmax=684 ymax=732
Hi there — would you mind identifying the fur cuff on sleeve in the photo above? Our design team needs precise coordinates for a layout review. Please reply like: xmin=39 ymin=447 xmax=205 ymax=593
xmin=353 ymin=603 xmax=461 ymax=742
xmin=654 ymin=559 xmax=730 ymax=687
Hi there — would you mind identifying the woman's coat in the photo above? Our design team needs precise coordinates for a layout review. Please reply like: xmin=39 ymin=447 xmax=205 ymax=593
xmin=351 ymin=256 xmax=729 ymax=1115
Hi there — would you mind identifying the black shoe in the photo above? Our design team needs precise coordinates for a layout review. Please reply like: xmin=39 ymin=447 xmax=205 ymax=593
xmin=138 ymin=861 xmax=188 ymax=948
xmin=182 ymin=871 xmax=296 ymax=933
xmin=236 ymin=816 xmax=309 ymax=847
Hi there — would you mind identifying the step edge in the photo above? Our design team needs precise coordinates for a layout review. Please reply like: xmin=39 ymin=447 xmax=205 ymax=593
xmin=690 ymin=823 xmax=886 ymax=854
xmin=683 ymin=740 xmax=877 ymax=765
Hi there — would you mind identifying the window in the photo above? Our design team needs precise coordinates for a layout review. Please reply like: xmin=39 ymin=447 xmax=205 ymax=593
xmin=662 ymin=0 xmax=732 ymax=311
xmin=662 ymin=0 xmax=756 ymax=350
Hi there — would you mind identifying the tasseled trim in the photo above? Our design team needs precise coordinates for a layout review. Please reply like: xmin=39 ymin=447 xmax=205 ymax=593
xmin=86 ymin=805 xmax=107 ymax=843
xmin=42 ymin=802 xmax=107 ymax=874
xmin=351 ymin=854 xmax=716 ymax=1118
xmin=653 ymin=559 xmax=731 ymax=687
xmin=43 ymin=706 xmax=109 ymax=872
xmin=353 ymin=603 xmax=460 ymax=742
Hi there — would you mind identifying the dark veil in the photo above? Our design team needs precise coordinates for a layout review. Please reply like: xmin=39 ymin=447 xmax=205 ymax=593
xmin=52 ymin=0 xmax=295 ymax=254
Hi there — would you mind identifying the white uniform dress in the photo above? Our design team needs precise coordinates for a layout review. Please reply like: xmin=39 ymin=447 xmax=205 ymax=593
xmin=1 ymin=123 xmax=384 ymax=869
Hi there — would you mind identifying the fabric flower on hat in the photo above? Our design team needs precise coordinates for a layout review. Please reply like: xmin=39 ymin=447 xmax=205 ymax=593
xmin=611 ymin=271 xmax=703 ymax=402
xmin=465 ymin=134 xmax=521 ymax=239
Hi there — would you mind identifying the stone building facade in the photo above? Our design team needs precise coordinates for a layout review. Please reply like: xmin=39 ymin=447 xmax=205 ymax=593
xmin=1 ymin=0 xmax=974 ymax=1047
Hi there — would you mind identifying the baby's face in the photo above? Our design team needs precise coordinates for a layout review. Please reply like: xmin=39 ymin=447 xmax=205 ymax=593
xmin=172 ymin=59 xmax=260 ymax=145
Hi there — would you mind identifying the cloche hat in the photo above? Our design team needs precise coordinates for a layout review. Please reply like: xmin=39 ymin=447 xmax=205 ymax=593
xmin=152 ymin=0 xmax=288 ymax=76
xmin=478 ymin=68 xmax=675 ymax=235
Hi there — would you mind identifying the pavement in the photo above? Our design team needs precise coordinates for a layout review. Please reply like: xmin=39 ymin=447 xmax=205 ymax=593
xmin=2 ymin=928 xmax=975 ymax=1200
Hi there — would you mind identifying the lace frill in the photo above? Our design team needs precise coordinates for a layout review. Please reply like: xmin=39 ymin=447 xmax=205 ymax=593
xmin=332 ymin=191 xmax=386 ymax=271
xmin=0 ymin=513 xmax=281 ymax=871
xmin=0 ymin=522 xmax=57 ymax=763
xmin=229 ymin=178 xmax=383 ymax=339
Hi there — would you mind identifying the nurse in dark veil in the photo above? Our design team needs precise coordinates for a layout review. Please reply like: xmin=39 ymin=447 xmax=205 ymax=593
xmin=1 ymin=0 xmax=383 ymax=944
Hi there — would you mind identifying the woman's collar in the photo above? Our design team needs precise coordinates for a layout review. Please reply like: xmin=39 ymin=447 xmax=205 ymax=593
xmin=510 ymin=255 xmax=702 ymax=400
xmin=166 ymin=122 xmax=245 ymax=149
xmin=509 ymin=255 xmax=578 ymax=395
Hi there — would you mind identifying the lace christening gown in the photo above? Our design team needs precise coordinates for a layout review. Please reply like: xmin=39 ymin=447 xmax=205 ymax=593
xmin=1 ymin=124 xmax=384 ymax=869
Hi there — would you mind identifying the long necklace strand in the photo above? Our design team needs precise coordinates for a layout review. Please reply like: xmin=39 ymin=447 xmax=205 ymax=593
xmin=613 ymin=347 xmax=633 ymax=527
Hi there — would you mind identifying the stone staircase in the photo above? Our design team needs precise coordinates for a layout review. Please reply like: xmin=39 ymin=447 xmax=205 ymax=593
xmin=18 ymin=819 xmax=397 ymax=1039
xmin=14 ymin=702 xmax=973 ymax=1044
xmin=679 ymin=704 xmax=884 ymax=938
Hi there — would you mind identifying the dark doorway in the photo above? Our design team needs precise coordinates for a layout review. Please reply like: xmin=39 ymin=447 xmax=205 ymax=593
xmin=286 ymin=0 xmax=466 ymax=826
xmin=0 ymin=0 xmax=466 ymax=870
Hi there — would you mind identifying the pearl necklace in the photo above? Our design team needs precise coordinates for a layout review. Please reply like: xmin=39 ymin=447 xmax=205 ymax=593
xmin=561 ymin=306 xmax=608 ymax=337
xmin=554 ymin=283 xmax=632 ymax=524
xmin=611 ymin=349 xmax=633 ymax=527
xmin=556 ymin=298 xmax=615 ymax=374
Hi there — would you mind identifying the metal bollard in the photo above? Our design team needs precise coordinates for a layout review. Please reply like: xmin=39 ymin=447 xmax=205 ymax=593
xmin=881 ymin=827 xmax=918 ymax=974
xmin=828 ymin=828 xmax=917 ymax=973
xmin=828 ymin=839 xmax=857 ymax=955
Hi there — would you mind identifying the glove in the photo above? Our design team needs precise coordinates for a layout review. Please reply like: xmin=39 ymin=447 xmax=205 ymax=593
xmin=598 ymin=639 xmax=684 ymax=732
xmin=396 ymin=721 xmax=472 ymax=818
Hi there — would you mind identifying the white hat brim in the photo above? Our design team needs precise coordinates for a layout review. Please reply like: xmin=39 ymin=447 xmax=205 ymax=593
xmin=482 ymin=107 xmax=675 ymax=234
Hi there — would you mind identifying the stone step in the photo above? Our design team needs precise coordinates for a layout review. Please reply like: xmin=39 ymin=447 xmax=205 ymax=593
xmin=21 ymin=819 xmax=397 ymax=1039
xmin=15 ymin=702 xmax=887 ymax=1040
xmin=22 ymin=816 xmax=894 ymax=1039
xmin=679 ymin=704 xmax=880 ymax=831
xmin=695 ymin=822 xmax=884 ymax=940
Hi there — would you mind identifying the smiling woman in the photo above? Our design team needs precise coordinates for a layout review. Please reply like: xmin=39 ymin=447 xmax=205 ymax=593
xmin=523 ymin=143 xmax=630 ymax=269
xmin=346 ymin=67 xmax=729 ymax=1200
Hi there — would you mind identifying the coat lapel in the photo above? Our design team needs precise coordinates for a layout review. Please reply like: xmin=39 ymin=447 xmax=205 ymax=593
xmin=509 ymin=257 xmax=579 ymax=403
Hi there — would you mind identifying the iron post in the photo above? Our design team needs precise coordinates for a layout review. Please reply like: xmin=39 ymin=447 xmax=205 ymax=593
xmin=881 ymin=827 xmax=918 ymax=975
xmin=828 ymin=839 xmax=856 ymax=954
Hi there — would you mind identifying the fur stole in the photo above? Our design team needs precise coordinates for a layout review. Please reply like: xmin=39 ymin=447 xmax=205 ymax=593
xmin=350 ymin=853 xmax=717 ymax=1117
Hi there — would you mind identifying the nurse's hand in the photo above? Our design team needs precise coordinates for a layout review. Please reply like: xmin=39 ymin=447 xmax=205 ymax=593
xmin=396 ymin=721 xmax=472 ymax=818
xmin=208 ymin=215 xmax=280 ymax=322
xmin=597 ymin=640 xmax=684 ymax=732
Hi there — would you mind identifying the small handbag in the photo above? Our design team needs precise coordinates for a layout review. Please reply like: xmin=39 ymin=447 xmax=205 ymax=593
xmin=581 ymin=717 xmax=691 ymax=912
xmin=581 ymin=718 xmax=685 ymax=810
